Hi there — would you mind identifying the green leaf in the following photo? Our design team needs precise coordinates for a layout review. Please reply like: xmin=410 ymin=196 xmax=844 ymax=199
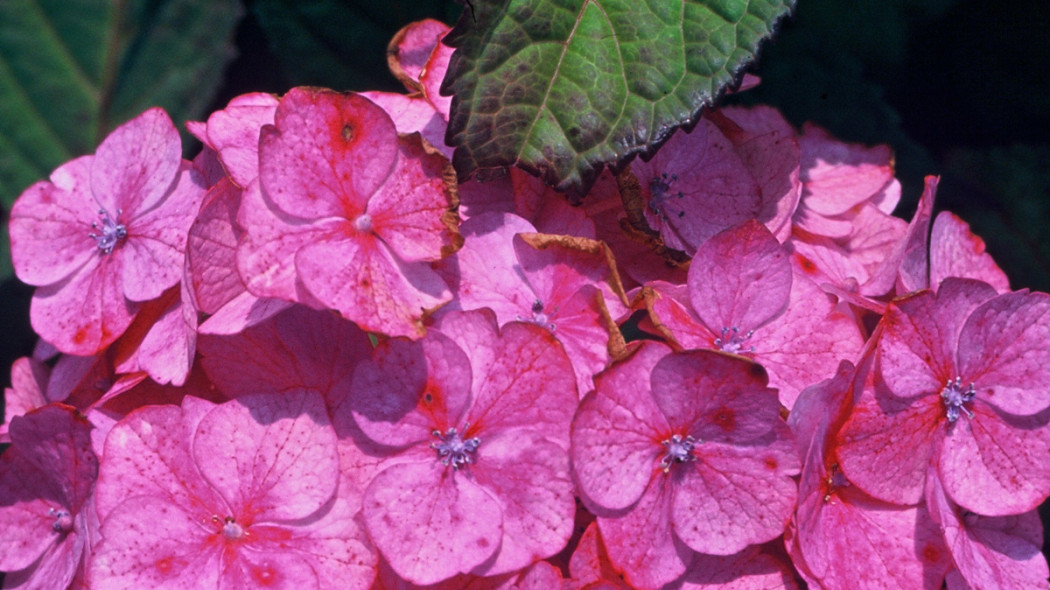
xmin=0 ymin=0 xmax=241 ymax=278
xmin=443 ymin=0 xmax=795 ymax=194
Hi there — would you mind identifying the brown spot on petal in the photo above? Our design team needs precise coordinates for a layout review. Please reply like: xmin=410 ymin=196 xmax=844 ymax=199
xmin=341 ymin=124 xmax=354 ymax=142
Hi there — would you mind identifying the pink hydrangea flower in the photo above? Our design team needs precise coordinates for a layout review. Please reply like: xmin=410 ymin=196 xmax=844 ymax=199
xmin=344 ymin=309 xmax=578 ymax=585
xmin=645 ymin=220 xmax=862 ymax=408
xmin=9 ymin=108 xmax=207 ymax=355
xmin=90 ymin=392 xmax=376 ymax=589
xmin=571 ymin=342 xmax=799 ymax=589
xmin=0 ymin=404 xmax=98 ymax=589
xmin=236 ymin=87 xmax=463 ymax=337
xmin=837 ymin=278 xmax=1050 ymax=515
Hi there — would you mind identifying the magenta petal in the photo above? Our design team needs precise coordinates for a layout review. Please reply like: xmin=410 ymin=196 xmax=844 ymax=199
xmin=677 ymin=545 xmax=799 ymax=589
xmin=8 ymin=156 xmax=97 ymax=286
xmin=1 ymin=357 xmax=50 ymax=442
xmin=192 ymin=391 xmax=338 ymax=522
xmin=878 ymin=280 xmax=998 ymax=399
xmin=597 ymin=478 xmax=692 ymax=590
xmin=351 ymin=333 xmax=472 ymax=447
xmin=930 ymin=211 xmax=1010 ymax=293
xmin=0 ymin=451 xmax=62 ymax=571
xmin=187 ymin=179 xmax=244 ymax=315
xmin=363 ymin=461 xmax=502 ymax=585
xmin=360 ymin=91 xmax=451 ymax=158
xmin=836 ymin=387 xmax=942 ymax=505
xmin=260 ymin=88 xmax=397 ymax=220
xmin=572 ymin=342 xmax=672 ymax=511
xmin=198 ymin=304 xmax=372 ymax=399
xmin=205 ymin=92 xmax=278 ymax=188
xmin=650 ymin=351 xmax=781 ymax=444
xmin=938 ymin=404 xmax=1050 ymax=515
xmin=90 ymin=495 xmax=222 ymax=589
xmin=687 ymin=220 xmax=791 ymax=334
xmin=91 ymin=108 xmax=181 ymax=217
xmin=472 ymin=431 xmax=574 ymax=576
xmin=672 ymin=431 xmax=798 ymax=555
xmin=957 ymin=291 xmax=1050 ymax=415
xmin=9 ymin=405 xmax=97 ymax=510
xmin=218 ymin=546 xmax=319 ymax=590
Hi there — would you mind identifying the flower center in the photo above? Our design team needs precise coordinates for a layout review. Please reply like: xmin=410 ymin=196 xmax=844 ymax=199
xmin=220 ymin=515 xmax=246 ymax=540
xmin=353 ymin=213 xmax=373 ymax=233
xmin=89 ymin=208 xmax=127 ymax=254
xmin=714 ymin=326 xmax=755 ymax=355
xmin=517 ymin=299 xmax=556 ymax=331
xmin=659 ymin=433 xmax=698 ymax=473
xmin=431 ymin=426 xmax=481 ymax=470
xmin=48 ymin=507 xmax=73 ymax=533
xmin=648 ymin=173 xmax=685 ymax=219
xmin=941 ymin=377 xmax=976 ymax=423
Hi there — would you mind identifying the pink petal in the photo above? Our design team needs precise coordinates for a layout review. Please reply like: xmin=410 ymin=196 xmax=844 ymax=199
xmin=712 ymin=106 xmax=802 ymax=242
xmin=192 ymin=391 xmax=338 ymax=522
xmin=1 ymin=357 xmax=50 ymax=443
xmin=387 ymin=19 xmax=450 ymax=90
xmin=957 ymin=290 xmax=1050 ymax=415
xmin=196 ymin=291 xmax=293 ymax=336
xmin=367 ymin=133 xmax=461 ymax=262
xmin=259 ymin=88 xmax=398 ymax=220
xmin=295 ymin=234 xmax=451 ymax=337
xmin=360 ymin=91 xmax=451 ymax=158
xmin=362 ymin=461 xmax=502 ymax=585
xmin=8 ymin=157 xmax=97 ymax=286
xmin=687 ymin=220 xmax=792 ymax=334
xmin=878 ymin=279 xmax=998 ymax=399
xmin=135 ymin=284 xmax=197 ymax=387
xmin=91 ymin=108 xmax=182 ymax=217
xmin=218 ymin=545 xmax=319 ymax=590
xmin=420 ymin=35 xmax=454 ymax=120
xmin=797 ymin=124 xmax=896 ymax=217
xmin=930 ymin=211 xmax=1010 ymax=293
xmin=198 ymin=303 xmax=371 ymax=398
xmin=350 ymin=333 xmax=473 ymax=447
xmin=572 ymin=343 xmax=672 ymax=511
xmin=677 ymin=545 xmax=801 ymax=589
xmin=836 ymin=386 xmax=942 ymax=505
xmin=597 ymin=478 xmax=692 ymax=590
xmin=205 ymin=92 xmax=279 ymax=188
xmin=89 ymin=495 xmax=222 ymax=589
xmin=672 ymin=430 xmax=798 ymax=555
xmin=938 ymin=402 xmax=1050 ymax=515
xmin=472 ymin=431 xmax=575 ymax=576
xmin=30 ymin=254 xmax=137 ymax=355
xmin=0 ymin=450 xmax=64 ymax=571
xmin=121 ymin=162 xmax=206 ymax=302
xmin=187 ymin=178 xmax=244 ymax=315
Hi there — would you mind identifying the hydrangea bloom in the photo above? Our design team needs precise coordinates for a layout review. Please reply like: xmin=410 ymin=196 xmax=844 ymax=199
xmin=571 ymin=342 xmax=799 ymax=588
xmin=9 ymin=108 xmax=206 ymax=355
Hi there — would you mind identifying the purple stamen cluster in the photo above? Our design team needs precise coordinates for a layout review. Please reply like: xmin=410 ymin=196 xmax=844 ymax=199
xmin=89 ymin=208 xmax=127 ymax=255
xmin=659 ymin=433 xmax=698 ymax=473
xmin=715 ymin=326 xmax=755 ymax=355
xmin=941 ymin=377 xmax=976 ymax=423
xmin=430 ymin=426 xmax=481 ymax=470
xmin=517 ymin=299 xmax=556 ymax=331
xmin=48 ymin=507 xmax=73 ymax=533
xmin=222 ymin=515 xmax=246 ymax=540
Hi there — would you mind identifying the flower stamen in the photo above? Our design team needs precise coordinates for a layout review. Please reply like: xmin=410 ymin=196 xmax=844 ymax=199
xmin=431 ymin=426 xmax=481 ymax=470
xmin=941 ymin=377 xmax=976 ymax=423
xmin=659 ymin=433 xmax=698 ymax=473
xmin=88 ymin=208 xmax=127 ymax=255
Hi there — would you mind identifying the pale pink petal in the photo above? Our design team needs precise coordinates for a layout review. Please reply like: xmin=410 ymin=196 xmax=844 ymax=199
xmin=797 ymin=123 xmax=896 ymax=217
xmin=572 ymin=343 xmax=672 ymax=512
xmin=197 ymin=292 xmax=292 ymax=336
xmin=957 ymin=291 xmax=1050 ymax=415
xmin=187 ymin=178 xmax=245 ymax=315
xmin=192 ymin=391 xmax=338 ymax=521
xmin=363 ymin=461 xmax=503 ymax=585
xmin=360 ymin=91 xmax=451 ymax=158
xmin=8 ymin=157 xmax=97 ymax=286
xmin=259 ymin=89 xmax=397 ymax=220
xmin=420 ymin=36 xmax=454 ymax=120
xmin=472 ymin=431 xmax=575 ymax=576
xmin=387 ymin=19 xmax=450 ymax=90
xmin=91 ymin=108 xmax=181 ymax=217
xmin=136 ymin=284 xmax=197 ymax=387
xmin=930 ymin=211 xmax=1010 ymax=293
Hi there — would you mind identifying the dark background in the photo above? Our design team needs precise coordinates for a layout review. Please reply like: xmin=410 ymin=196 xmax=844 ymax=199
xmin=0 ymin=0 xmax=1048 ymax=578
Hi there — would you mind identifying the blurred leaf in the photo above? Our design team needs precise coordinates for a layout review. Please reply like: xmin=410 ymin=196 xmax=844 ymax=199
xmin=442 ymin=0 xmax=795 ymax=195
xmin=0 ymin=0 xmax=242 ymax=279
xmin=252 ymin=0 xmax=463 ymax=93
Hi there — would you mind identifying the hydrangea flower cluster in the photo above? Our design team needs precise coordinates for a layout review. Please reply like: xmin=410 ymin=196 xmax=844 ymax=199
xmin=2 ymin=19 xmax=1047 ymax=590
